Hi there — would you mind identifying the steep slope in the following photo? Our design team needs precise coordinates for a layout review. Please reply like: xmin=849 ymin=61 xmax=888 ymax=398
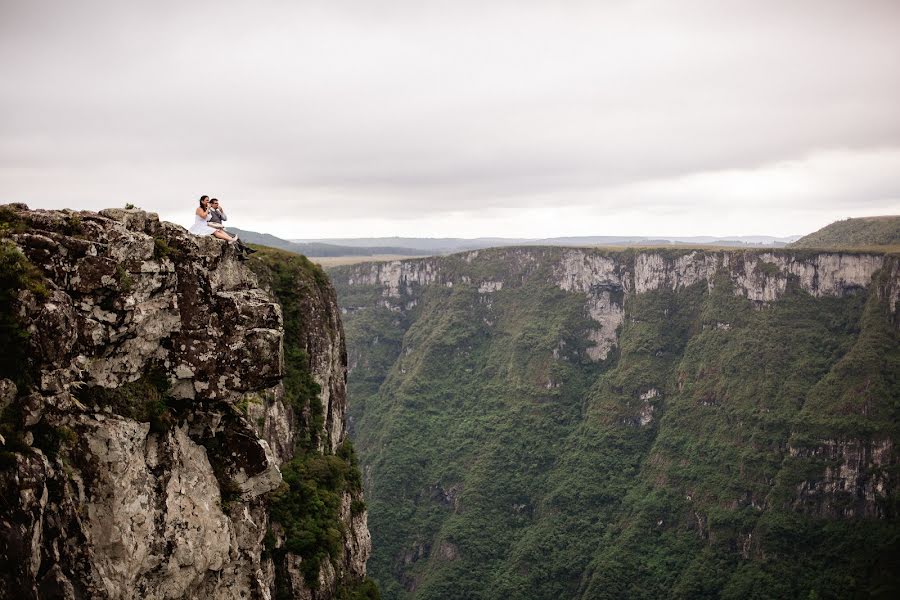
xmin=0 ymin=204 xmax=376 ymax=599
xmin=791 ymin=216 xmax=900 ymax=249
xmin=331 ymin=247 xmax=899 ymax=599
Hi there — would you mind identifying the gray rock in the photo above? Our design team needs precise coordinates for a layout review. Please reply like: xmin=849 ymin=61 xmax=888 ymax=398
xmin=0 ymin=204 xmax=370 ymax=599
xmin=0 ymin=378 xmax=17 ymax=411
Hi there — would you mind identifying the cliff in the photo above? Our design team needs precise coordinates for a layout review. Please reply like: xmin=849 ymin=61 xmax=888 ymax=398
xmin=331 ymin=246 xmax=899 ymax=599
xmin=0 ymin=204 xmax=374 ymax=599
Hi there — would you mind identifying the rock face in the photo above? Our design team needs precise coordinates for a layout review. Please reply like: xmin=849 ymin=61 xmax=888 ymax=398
xmin=791 ymin=438 xmax=894 ymax=519
xmin=0 ymin=204 xmax=370 ymax=599
xmin=342 ymin=248 xmax=888 ymax=366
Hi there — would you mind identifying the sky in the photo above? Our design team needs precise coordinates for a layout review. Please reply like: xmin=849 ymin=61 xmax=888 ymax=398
xmin=1 ymin=0 xmax=899 ymax=239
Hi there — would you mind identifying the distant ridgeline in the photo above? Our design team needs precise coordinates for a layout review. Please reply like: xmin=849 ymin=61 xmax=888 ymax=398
xmin=232 ymin=230 xmax=803 ymax=262
xmin=230 ymin=228 xmax=422 ymax=257
xmin=330 ymin=244 xmax=900 ymax=599
xmin=790 ymin=215 xmax=900 ymax=250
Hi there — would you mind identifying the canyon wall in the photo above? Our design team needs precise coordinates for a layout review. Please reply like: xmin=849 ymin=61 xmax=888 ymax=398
xmin=0 ymin=204 xmax=372 ymax=600
xmin=332 ymin=246 xmax=898 ymax=600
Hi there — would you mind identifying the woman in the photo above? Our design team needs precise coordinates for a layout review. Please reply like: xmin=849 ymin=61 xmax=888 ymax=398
xmin=189 ymin=195 xmax=239 ymax=243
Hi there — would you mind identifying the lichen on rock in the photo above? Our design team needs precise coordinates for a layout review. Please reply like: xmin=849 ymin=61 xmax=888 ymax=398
xmin=0 ymin=204 xmax=372 ymax=599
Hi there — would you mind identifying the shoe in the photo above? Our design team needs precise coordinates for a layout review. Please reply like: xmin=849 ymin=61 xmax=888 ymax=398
xmin=244 ymin=246 xmax=257 ymax=254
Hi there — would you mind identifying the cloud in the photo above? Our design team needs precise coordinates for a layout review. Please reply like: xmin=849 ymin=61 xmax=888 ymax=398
xmin=244 ymin=147 xmax=900 ymax=238
xmin=1 ymin=0 xmax=899 ymax=237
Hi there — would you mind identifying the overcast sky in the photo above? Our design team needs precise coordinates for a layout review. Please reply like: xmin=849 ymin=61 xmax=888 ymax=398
xmin=1 ymin=0 xmax=899 ymax=239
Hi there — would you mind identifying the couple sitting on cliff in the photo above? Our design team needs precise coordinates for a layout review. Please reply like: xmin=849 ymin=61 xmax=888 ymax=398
xmin=188 ymin=195 xmax=256 ymax=259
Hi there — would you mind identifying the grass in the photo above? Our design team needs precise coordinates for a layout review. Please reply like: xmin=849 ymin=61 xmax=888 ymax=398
xmin=115 ymin=264 xmax=134 ymax=291
xmin=0 ymin=205 xmax=27 ymax=237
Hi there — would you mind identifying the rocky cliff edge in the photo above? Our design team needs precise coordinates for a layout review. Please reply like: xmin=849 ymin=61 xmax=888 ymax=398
xmin=0 ymin=204 xmax=371 ymax=599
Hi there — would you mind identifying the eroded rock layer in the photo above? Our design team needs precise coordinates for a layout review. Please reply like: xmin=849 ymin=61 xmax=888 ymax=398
xmin=0 ymin=204 xmax=371 ymax=599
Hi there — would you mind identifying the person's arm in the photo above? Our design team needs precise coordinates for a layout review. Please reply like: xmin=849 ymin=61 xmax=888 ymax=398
xmin=208 ymin=208 xmax=225 ymax=227
xmin=196 ymin=207 xmax=208 ymax=218
xmin=218 ymin=208 xmax=227 ymax=221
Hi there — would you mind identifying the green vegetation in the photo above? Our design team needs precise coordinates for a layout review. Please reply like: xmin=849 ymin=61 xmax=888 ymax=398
xmin=153 ymin=237 xmax=179 ymax=260
xmin=250 ymin=246 xmax=373 ymax=591
xmin=0 ymin=414 xmax=77 ymax=467
xmin=337 ymin=577 xmax=382 ymax=600
xmin=62 ymin=214 xmax=84 ymax=237
xmin=331 ymin=248 xmax=900 ymax=600
xmin=230 ymin=228 xmax=421 ymax=258
xmin=269 ymin=441 xmax=363 ymax=585
xmin=236 ymin=392 xmax=263 ymax=415
xmin=0 ymin=240 xmax=48 ymax=386
xmin=1 ymin=221 xmax=67 ymax=467
xmin=30 ymin=423 xmax=77 ymax=460
xmin=791 ymin=215 xmax=900 ymax=249
xmin=0 ymin=205 xmax=27 ymax=237
xmin=115 ymin=264 xmax=134 ymax=291
xmin=72 ymin=369 xmax=176 ymax=433
xmin=249 ymin=247 xmax=330 ymax=447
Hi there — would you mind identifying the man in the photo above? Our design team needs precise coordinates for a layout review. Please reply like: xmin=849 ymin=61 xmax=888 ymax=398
xmin=207 ymin=198 xmax=227 ymax=227
xmin=207 ymin=198 xmax=256 ymax=258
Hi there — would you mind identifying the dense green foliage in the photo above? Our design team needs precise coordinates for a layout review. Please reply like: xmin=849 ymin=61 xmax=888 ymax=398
xmin=0 ymin=233 xmax=53 ymax=467
xmin=249 ymin=247 xmax=375 ymax=592
xmin=791 ymin=216 xmax=900 ymax=249
xmin=0 ymin=239 xmax=47 ymax=386
xmin=336 ymin=577 xmax=382 ymax=600
xmin=331 ymin=248 xmax=900 ymax=600
xmin=269 ymin=442 xmax=363 ymax=584
xmin=250 ymin=247 xmax=329 ymax=448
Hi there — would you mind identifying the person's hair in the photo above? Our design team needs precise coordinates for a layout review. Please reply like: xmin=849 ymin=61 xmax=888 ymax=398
xmin=199 ymin=195 xmax=209 ymax=206
xmin=210 ymin=198 xmax=219 ymax=204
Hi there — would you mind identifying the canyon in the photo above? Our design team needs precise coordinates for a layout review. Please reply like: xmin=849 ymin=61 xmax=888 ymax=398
xmin=332 ymin=246 xmax=899 ymax=599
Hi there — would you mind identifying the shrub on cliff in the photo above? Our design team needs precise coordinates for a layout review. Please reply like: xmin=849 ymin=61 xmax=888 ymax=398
xmin=337 ymin=577 xmax=382 ymax=600
xmin=249 ymin=247 xmax=331 ymax=446
xmin=0 ymin=240 xmax=47 ymax=385
xmin=72 ymin=369 xmax=175 ymax=432
xmin=249 ymin=245 xmax=371 ymax=591
xmin=269 ymin=440 xmax=363 ymax=586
